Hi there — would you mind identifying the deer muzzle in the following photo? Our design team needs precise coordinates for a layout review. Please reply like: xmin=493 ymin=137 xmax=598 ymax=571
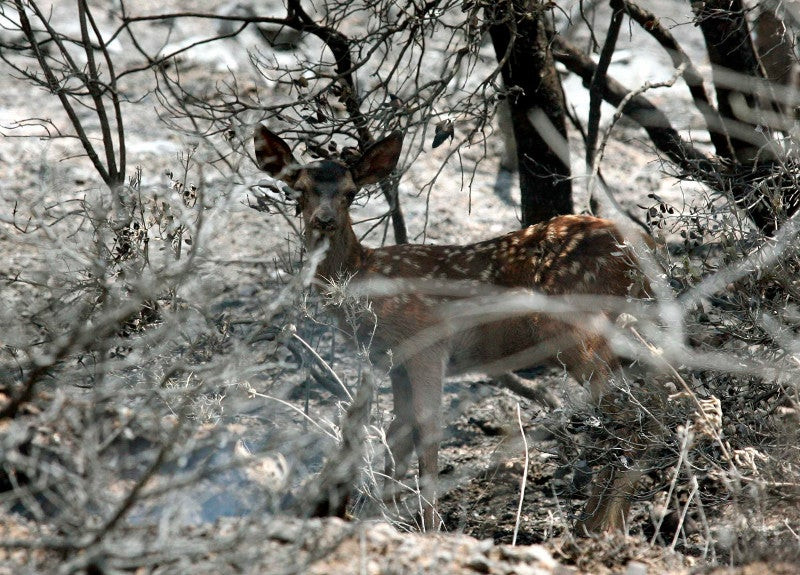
xmin=311 ymin=210 xmax=337 ymax=231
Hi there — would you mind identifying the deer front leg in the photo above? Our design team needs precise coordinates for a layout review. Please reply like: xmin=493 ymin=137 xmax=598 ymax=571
xmin=384 ymin=366 xmax=415 ymax=500
xmin=575 ymin=383 xmax=658 ymax=534
xmin=405 ymin=352 xmax=446 ymax=531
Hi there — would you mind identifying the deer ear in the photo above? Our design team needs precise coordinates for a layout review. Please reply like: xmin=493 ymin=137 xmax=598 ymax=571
xmin=351 ymin=132 xmax=403 ymax=188
xmin=254 ymin=125 xmax=299 ymax=186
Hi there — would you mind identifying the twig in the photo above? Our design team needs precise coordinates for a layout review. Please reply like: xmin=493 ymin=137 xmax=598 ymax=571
xmin=89 ymin=403 xmax=188 ymax=545
xmin=586 ymin=0 xmax=624 ymax=172
xmin=649 ymin=425 xmax=690 ymax=546
xmin=591 ymin=63 xmax=690 ymax=182
xmin=512 ymin=402 xmax=529 ymax=546
xmin=310 ymin=371 xmax=373 ymax=518
xmin=292 ymin=333 xmax=353 ymax=401
xmin=247 ymin=389 xmax=339 ymax=441
xmin=669 ymin=476 xmax=698 ymax=551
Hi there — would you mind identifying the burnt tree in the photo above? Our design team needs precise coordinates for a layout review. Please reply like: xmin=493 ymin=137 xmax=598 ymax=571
xmin=692 ymin=0 xmax=797 ymax=234
xmin=487 ymin=0 xmax=572 ymax=226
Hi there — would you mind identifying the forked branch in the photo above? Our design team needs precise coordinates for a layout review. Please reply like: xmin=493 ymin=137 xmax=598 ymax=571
xmin=552 ymin=35 xmax=716 ymax=177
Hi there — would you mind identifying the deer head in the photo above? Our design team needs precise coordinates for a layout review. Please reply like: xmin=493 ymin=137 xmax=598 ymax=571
xmin=254 ymin=125 xmax=403 ymax=236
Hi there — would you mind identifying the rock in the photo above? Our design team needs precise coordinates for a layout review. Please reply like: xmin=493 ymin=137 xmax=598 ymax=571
xmin=625 ymin=561 xmax=648 ymax=575
xmin=290 ymin=517 xmax=559 ymax=575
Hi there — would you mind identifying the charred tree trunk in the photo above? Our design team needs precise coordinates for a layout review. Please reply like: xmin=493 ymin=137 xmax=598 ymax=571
xmin=754 ymin=8 xmax=796 ymax=95
xmin=693 ymin=0 xmax=796 ymax=234
xmin=692 ymin=0 xmax=772 ymax=164
xmin=487 ymin=0 xmax=572 ymax=227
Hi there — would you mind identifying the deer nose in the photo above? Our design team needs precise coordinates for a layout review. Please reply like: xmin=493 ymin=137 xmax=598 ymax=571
xmin=313 ymin=212 xmax=336 ymax=230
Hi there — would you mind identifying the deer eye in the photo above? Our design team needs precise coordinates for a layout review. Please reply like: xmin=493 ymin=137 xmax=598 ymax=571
xmin=293 ymin=185 xmax=319 ymax=199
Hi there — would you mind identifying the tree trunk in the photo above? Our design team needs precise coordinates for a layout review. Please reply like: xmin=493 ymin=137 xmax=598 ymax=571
xmin=693 ymin=0 xmax=795 ymax=234
xmin=692 ymin=0 xmax=772 ymax=164
xmin=488 ymin=0 xmax=572 ymax=227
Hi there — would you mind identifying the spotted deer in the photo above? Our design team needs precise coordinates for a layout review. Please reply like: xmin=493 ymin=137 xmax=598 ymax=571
xmin=254 ymin=125 xmax=654 ymax=534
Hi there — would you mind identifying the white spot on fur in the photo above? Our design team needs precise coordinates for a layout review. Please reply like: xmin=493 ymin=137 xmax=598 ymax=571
xmin=566 ymin=234 xmax=584 ymax=252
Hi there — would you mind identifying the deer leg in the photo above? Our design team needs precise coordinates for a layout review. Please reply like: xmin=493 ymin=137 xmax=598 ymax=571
xmin=574 ymin=464 xmax=645 ymax=534
xmin=385 ymin=366 xmax=415 ymax=501
xmin=558 ymin=326 xmax=650 ymax=534
xmin=405 ymin=352 xmax=446 ymax=531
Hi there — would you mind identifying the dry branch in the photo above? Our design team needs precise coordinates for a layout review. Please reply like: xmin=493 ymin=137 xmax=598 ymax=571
xmin=552 ymin=35 xmax=716 ymax=176
xmin=586 ymin=0 xmax=624 ymax=172
xmin=620 ymin=0 xmax=735 ymax=160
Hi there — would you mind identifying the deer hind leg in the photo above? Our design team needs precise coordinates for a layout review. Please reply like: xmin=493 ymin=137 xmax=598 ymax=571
xmin=574 ymin=464 xmax=645 ymax=534
xmin=559 ymin=326 xmax=650 ymax=534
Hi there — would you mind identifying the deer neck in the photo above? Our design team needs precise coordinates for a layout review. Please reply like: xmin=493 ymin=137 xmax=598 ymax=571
xmin=308 ymin=217 xmax=368 ymax=282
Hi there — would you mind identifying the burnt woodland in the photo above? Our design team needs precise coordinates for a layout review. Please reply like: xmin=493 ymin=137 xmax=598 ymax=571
xmin=1 ymin=1 xmax=799 ymax=573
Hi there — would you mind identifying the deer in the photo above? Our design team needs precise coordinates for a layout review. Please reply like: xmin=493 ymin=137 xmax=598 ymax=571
xmin=254 ymin=124 xmax=656 ymax=534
